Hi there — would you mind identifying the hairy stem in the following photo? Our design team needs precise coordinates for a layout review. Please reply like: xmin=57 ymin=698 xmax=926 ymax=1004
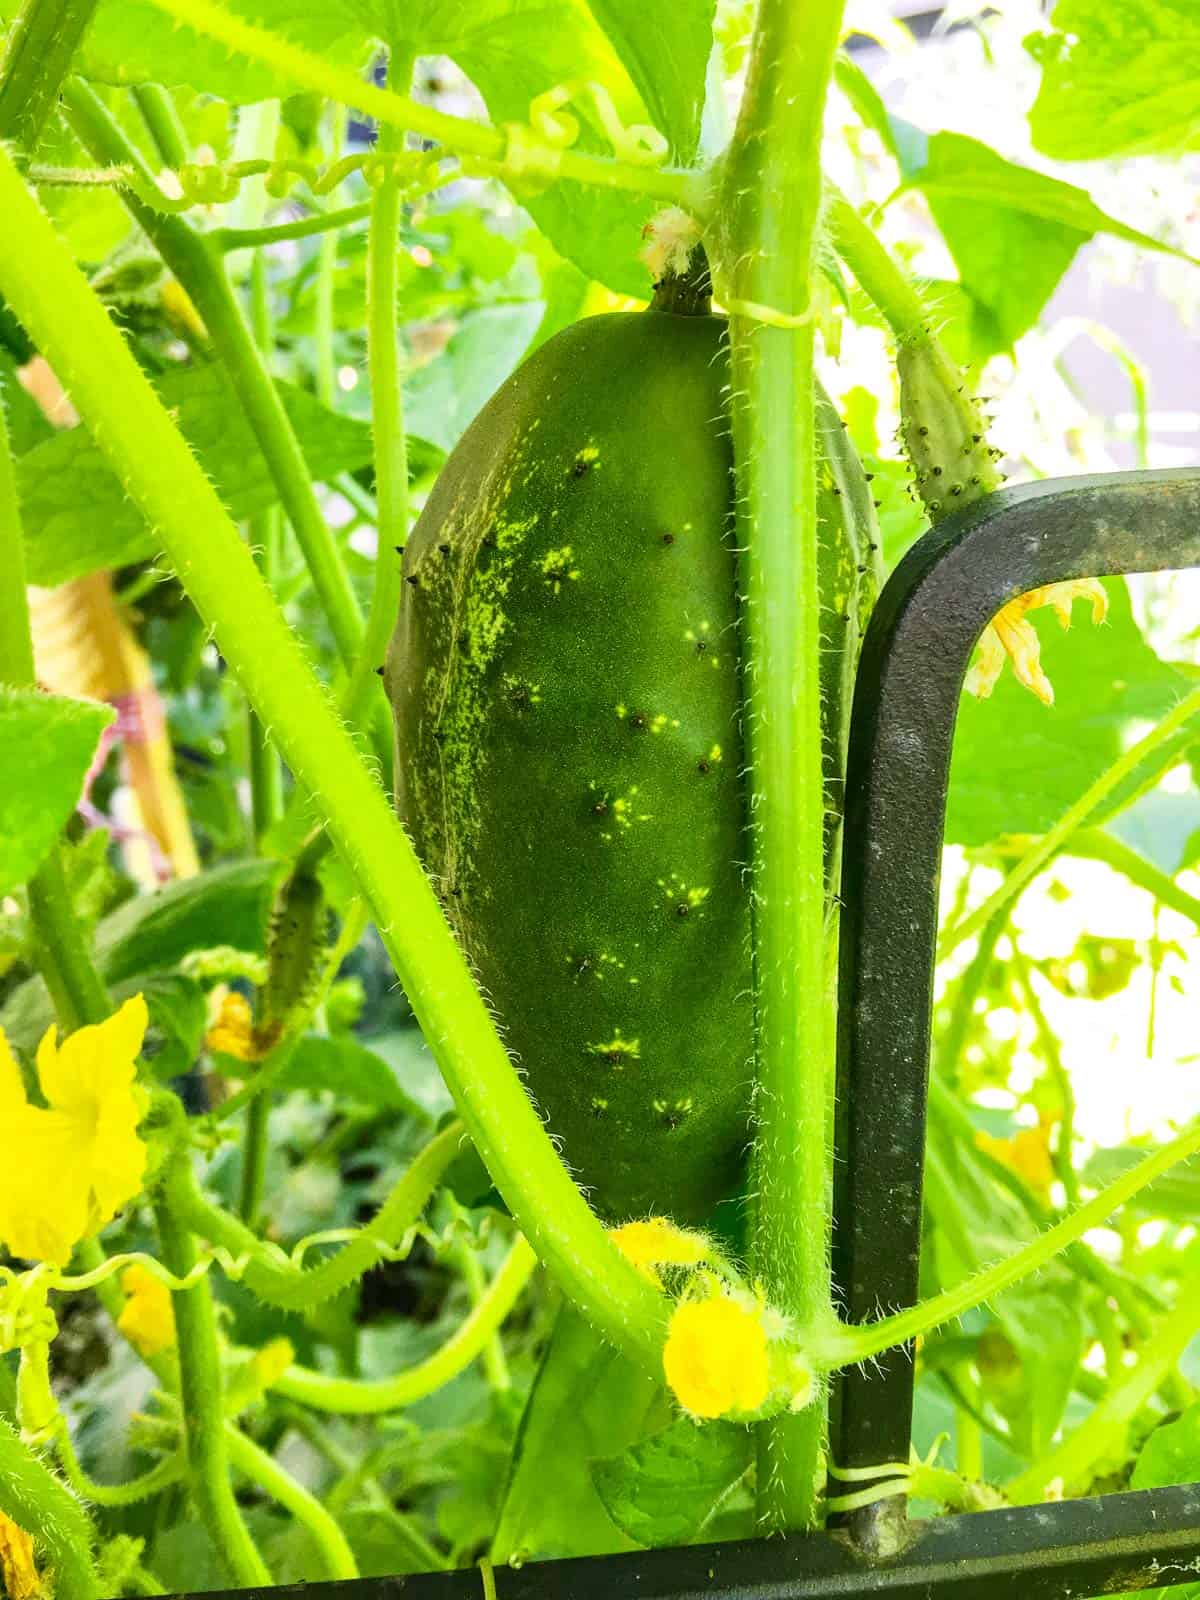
xmin=0 ymin=0 xmax=99 ymax=150
xmin=223 ymin=1424 xmax=358 ymax=1579
xmin=0 ymin=143 xmax=668 ymax=1372
xmin=720 ymin=0 xmax=846 ymax=1532
xmin=275 ymin=1236 xmax=536 ymax=1412
xmin=0 ymin=1416 xmax=101 ymax=1600
xmin=154 ymin=1162 xmax=271 ymax=1587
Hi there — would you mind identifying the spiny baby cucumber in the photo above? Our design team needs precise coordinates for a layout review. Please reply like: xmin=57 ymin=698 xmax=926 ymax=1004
xmin=897 ymin=333 xmax=1002 ymax=523
xmin=388 ymin=252 xmax=879 ymax=1222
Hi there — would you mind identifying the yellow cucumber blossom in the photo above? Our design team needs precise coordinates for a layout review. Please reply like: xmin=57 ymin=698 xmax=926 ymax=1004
xmin=117 ymin=1263 xmax=176 ymax=1359
xmin=0 ymin=997 xmax=149 ymax=1266
xmin=0 ymin=1509 xmax=41 ymax=1600
xmin=663 ymin=1290 xmax=771 ymax=1420
xmin=204 ymin=990 xmax=265 ymax=1062
xmin=610 ymin=1216 xmax=710 ymax=1285
xmin=966 ymin=578 xmax=1108 ymax=706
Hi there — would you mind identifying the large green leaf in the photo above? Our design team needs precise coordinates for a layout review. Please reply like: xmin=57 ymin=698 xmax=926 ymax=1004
xmin=900 ymin=131 xmax=1192 ymax=353
xmin=583 ymin=0 xmax=715 ymax=160
xmin=945 ymin=579 xmax=1189 ymax=847
xmin=591 ymin=1418 xmax=751 ymax=1548
xmin=16 ymin=363 xmax=374 ymax=587
xmin=1026 ymin=0 xmax=1200 ymax=161
xmin=0 ymin=688 xmax=113 ymax=896
xmin=406 ymin=304 xmax=544 ymax=454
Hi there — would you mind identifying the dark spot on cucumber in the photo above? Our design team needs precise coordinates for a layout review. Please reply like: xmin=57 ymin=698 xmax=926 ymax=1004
xmin=628 ymin=712 xmax=648 ymax=732
xmin=661 ymin=531 xmax=675 ymax=545
xmin=675 ymin=903 xmax=690 ymax=918
xmin=696 ymin=759 xmax=711 ymax=775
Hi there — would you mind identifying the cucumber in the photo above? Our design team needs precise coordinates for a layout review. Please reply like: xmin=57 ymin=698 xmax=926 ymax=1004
xmin=387 ymin=263 xmax=878 ymax=1221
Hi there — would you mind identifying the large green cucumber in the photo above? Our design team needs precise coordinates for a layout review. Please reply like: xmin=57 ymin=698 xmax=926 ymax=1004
xmin=387 ymin=272 xmax=878 ymax=1222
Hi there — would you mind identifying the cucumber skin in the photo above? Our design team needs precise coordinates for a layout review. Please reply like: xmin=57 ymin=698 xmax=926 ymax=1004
xmin=387 ymin=309 xmax=876 ymax=1222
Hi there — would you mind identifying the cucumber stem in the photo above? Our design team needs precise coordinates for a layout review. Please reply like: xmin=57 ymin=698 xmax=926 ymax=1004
xmin=719 ymin=0 xmax=847 ymax=1533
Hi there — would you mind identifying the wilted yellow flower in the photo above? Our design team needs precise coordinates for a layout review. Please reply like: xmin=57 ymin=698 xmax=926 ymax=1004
xmin=205 ymin=991 xmax=261 ymax=1062
xmin=0 ymin=1509 xmax=41 ymax=1600
xmin=663 ymin=1292 xmax=770 ymax=1419
xmin=966 ymin=578 xmax=1108 ymax=706
xmin=610 ymin=1217 xmax=709 ymax=1284
xmin=0 ymin=997 xmax=148 ymax=1266
xmin=116 ymin=1264 xmax=176 ymax=1358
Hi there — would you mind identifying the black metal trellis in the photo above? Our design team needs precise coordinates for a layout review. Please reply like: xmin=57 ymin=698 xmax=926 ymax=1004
xmin=176 ymin=470 xmax=1200 ymax=1600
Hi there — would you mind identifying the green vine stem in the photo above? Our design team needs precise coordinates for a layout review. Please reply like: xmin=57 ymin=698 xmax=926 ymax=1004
xmin=340 ymin=54 xmax=410 ymax=735
xmin=942 ymin=682 xmax=1200 ymax=960
xmin=137 ymin=0 xmax=708 ymax=212
xmin=0 ymin=144 xmax=669 ymax=1373
xmin=154 ymin=1161 xmax=271 ymax=1588
xmin=814 ymin=1117 xmax=1200 ymax=1370
xmin=0 ymin=0 xmax=99 ymax=150
xmin=132 ymin=81 xmax=190 ymax=168
xmin=177 ymin=1119 xmax=467 ymax=1309
xmin=718 ymin=0 xmax=847 ymax=1533
xmin=274 ymin=1236 xmax=535 ymax=1413
xmin=213 ymin=200 xmax=374 ymax=252
xmin=55 ymin=1423 xmax=184 ymax=1508
xmin=60 ymin=80 xmax=368 ymax=679
xmin=826 ymin=184 xmax=928 ymax=345
xmin=0 ymin=1416 xmax=101 ymax=1600
xmin=221 ymin=1424 xmax=358 ymax=1579
xmin=455 ymin=1236 xmax=512 ymax=1393
xmin=313 ymin=104 xmax=346 ymax=411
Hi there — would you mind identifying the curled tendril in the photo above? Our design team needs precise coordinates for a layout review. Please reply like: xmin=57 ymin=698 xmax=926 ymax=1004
xmin=508 ymin=80 xmax=669 ymax=177
xmin=106 ymin=149 xmax=445 ymax=217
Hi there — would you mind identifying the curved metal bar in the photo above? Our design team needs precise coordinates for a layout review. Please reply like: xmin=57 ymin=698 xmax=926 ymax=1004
xmin=830 ymin=469 xmax=1200 ymax=1550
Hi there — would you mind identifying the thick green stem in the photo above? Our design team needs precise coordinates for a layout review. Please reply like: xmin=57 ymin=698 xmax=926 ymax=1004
xmin=0 ymin=1416 xmax=101 ymax=1600
xmin=0 ymin=395 xmax=36 ymax=682
xmin=943 ymin=684 xmax=1200 ymax=959
xmin=0 ymin=144 xmax=668 ymax=1373
xmin=275 ymin=1236 xmax=535 ymax=1412
xmin=0 ymin=0 xmax=98 ymax=150
xmin=61 ymin=79 xmax=367 ymax=675
xmin=720 ymin=0 xmax=846 ymax=1533
xmin=154 ymin=1163 xmax=271 ymax=1588
xmin=222 ymin=1423 xmax=358 ymax=1579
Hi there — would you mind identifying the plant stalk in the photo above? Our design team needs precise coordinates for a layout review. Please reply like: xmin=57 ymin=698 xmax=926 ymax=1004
xmin=720 ymin=0 xmax=847 ymax=1532
xmin=0 ymin=0 xmax=99 ymax=150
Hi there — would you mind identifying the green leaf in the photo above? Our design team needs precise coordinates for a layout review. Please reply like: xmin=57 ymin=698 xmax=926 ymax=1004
xmin=993 ymin=1281 xmax=1084 ymax=1459
xmin=945 ymin=579 xmax=1189 ymax=846
xmin=900 ymin=131 xmax=1192 ymax=352
xmin=1026 ymin=0 xmax=1200 ymax=161
xmin=0 ymin=688 xmax=113 ymax=896
xmin=406 ymin=304 xmax=545 ymax=454
xmin=1 ymin=860 xmax=278 ymax=1053
xmin=1133 ymin=1402 xmax=1200 ymax=1489
xmin=492 ymin=1304 xmax=672 ymax=1564
xmin=1082 ymin=1144 xmax=1200 ymax=1221
xmin=591 ymin=1418 xmax=752 ymax=1548
xmin=131 ymin=971 xmax=208 ymax=1080
xmin=273 ymin=1033 xmax=426 ymax=1116
xmin=583 ymin=0 xmax=715 ymax=160
xmin=57 ymin=0 xmax=366 ymax=101
xmin=395 ymin=1 xmax=660 ymax=293
xmin=16 ymin=363 xmax=375 ymax=587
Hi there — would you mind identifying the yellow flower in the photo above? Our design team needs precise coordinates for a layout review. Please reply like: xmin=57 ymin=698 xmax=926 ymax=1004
xmin=0 ymin=1509 xmax=42 ymax=1600
xmin=976 ymin=1121 xmax=1057 ymax=1200
xmin=966 ymin=578 xmax=1108 ymax=706
xmin=116 ymin=1264 xmax=176 ymax=1358
xmin=205 ymin=991 xmax=261 ymax=1062
xmin=0 ymin=997 xmax=148 ymax=1266
xmin=610 ymin=1216 xmax=709 ymax=1284
xmin=663 ymin=1292 xmax=770 ymax=1419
